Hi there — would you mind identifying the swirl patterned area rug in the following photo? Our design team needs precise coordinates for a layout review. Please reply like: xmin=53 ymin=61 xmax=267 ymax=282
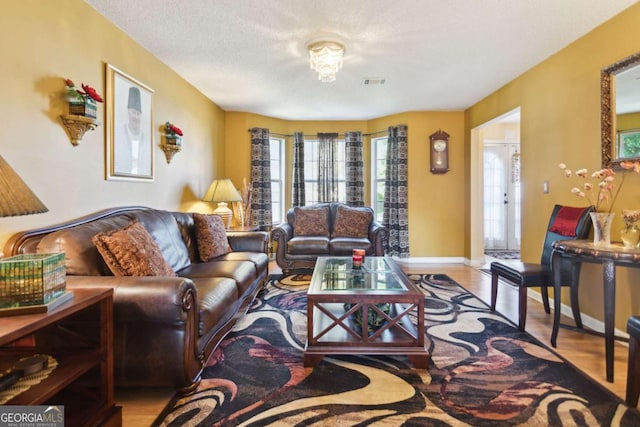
xmin=153 ymin=274 xmax=640 ymax=426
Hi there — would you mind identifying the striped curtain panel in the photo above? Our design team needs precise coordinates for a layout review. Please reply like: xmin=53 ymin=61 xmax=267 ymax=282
xmin=317 ymin=133 xmax=339 ymax=202
xmin=383 ymin=125 xmax=410 ymax=257
xmin=345 ymin=131 xmax=364 ymax=206
xmin=249 ymin=127 xmax=273 ymax=230
xmin=291 ymin=132 xmax=305 ymax=207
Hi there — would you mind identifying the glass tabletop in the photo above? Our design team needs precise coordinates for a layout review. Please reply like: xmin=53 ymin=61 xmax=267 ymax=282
xmin=317 ymin=257 xmax=407 ymax=291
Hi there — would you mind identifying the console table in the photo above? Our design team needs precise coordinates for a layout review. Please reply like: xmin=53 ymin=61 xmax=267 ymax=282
xmin=550 ymin=239 xmax=640 ymax=382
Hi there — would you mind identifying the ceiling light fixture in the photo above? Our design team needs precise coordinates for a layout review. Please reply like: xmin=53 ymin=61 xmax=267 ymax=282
xmin=307 ymin=40 xmax=345 ymax=83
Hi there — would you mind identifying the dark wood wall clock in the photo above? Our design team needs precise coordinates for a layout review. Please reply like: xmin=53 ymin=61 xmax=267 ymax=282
xmin=429 ymin=129 xmax=450 ymax=174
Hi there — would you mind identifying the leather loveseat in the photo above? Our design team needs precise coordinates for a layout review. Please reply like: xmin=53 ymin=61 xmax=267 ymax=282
xmin=271 ymin=202 xmax=387 ymax=273
xmin=4 ymin=206 xmax=269 ymax=395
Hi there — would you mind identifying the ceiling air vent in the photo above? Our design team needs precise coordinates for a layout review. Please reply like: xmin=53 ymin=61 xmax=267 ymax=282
xmin=362 ymin=78 xmax=386 ymax=86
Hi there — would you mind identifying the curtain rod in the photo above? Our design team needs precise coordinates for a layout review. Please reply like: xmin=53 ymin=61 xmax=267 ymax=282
xmin=247 ymin=129 xmax=389 ymax=138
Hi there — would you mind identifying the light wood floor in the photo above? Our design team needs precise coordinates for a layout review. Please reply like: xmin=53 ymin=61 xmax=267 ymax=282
xmin=115 ymin=261 xmax=636 ymax=426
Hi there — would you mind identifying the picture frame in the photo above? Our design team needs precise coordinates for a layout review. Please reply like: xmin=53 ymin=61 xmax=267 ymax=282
xmin=616 ymin=128 xmax=640 ymax=160
xmin=105 ymin=64 xmax=155 ymax=181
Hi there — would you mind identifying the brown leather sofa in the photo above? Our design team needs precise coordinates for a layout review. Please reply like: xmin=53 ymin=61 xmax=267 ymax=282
xmin=271 ymin=202 xmax=387 ymax=273
xmin=4 ymin=206 xmax=269 ymax=395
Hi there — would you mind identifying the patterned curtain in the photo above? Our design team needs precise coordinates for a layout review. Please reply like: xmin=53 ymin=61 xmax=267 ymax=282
xmin=345 ymin=131 xmax=364 ymax=206
xmin=250 ymin=127 xmax=273 ymax=230
xmin=383 ymin=125 xmax=410 ymax=257
xmin=291 ymin=132 xmax=305 ymax=207
xmin=317 ymin=133 xmax=338 ymax=202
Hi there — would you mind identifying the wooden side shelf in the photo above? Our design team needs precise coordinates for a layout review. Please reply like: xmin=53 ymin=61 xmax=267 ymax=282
xmin=0 ymin=288 xmax=121 ymax=427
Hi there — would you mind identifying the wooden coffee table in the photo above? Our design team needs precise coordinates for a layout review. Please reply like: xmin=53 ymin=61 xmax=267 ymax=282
xmin=304 ymin=256 xmax=429 ymax=369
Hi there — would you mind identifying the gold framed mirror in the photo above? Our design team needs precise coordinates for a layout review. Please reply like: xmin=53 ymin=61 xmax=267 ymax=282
xmin=601 ymin=51 xmax=640 ymax=169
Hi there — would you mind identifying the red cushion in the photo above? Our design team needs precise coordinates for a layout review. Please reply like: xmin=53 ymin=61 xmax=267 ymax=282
xmin=549 ymin=206 xmax=586 ymax=237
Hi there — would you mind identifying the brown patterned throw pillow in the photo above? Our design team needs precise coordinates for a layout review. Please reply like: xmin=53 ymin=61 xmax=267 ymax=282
xmin=293 ymin=206 xmax=329 ymax=236
xmin=332 ymin=205 xmax=373 ymax=238
xmin=193 ymin=213 xmax=232 ymax=262
xmin=92 ymin=220 xmax=176 ymax=277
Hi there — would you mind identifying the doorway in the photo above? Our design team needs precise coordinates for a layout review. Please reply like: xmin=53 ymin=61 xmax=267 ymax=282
xmin=468 ymin=108 xmax=521 ymax=266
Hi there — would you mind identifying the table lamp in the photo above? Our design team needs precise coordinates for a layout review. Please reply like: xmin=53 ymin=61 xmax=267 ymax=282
xmin=0 ymin=155 xmax=48 ymax=218
xmin=0 ymin=154 xmax=49 ymax=315
xmin=202 ymin=178 xmax=242 ymax=229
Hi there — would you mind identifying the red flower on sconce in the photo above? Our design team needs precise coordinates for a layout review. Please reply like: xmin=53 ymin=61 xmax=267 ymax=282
xmin=165 ymin=121 xmax=184 ymax=137
xmin=65 ymin=78 xmax=103 ymax=103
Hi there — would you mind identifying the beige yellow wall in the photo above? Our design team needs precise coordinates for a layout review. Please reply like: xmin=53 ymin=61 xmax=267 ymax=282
xmin=225 ymin=110 xmax=465 ymax=256
xmin=617 ymin=112 xmax=640 ymax=130
xmin=0 ymin=0 xmax=225 ymax=248
xmin=466 ymin=2 xmax=640 ymax=330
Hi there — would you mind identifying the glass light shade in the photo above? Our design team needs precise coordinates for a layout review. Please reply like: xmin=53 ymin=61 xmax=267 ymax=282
xmin=308 ymin=41 xmax=345 ymax=83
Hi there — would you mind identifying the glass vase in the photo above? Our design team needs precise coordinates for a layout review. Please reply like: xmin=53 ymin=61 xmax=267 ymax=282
xmin=589 ymin=212 xmax=615 ymax=247
xmin=620 ymin=224 xmax=640 ymax=248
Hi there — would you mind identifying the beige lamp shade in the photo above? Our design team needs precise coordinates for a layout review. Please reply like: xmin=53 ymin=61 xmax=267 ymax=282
xmin=202 ymin=178 xmax=242 ymax=229
xmin=0 ymin=155 xmax=48 ymax=217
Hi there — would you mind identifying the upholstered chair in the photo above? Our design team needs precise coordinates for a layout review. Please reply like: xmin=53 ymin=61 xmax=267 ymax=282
xmin=489 ymin=204 xmax=593 ymax=331
xmin=627 ymin=316 xmax=640 ymax=407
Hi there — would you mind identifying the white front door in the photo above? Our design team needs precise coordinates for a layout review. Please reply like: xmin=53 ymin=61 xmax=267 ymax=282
xmin=483 ymin=143 xmax=521 ymax=250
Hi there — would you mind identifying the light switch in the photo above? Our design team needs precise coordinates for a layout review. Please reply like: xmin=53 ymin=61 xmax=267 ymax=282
xmin=543 ymin=180 xmax=549 ymax=194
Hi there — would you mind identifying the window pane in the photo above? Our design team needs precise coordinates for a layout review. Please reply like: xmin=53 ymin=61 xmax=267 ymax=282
xmin=371 ymin=136 xmax=388 ymax=221
xmin=303 ymin=139 xmax=346 ymax=205
xmin=270 ymin=160 xmax=280 ymax=179
xmin=270 ymin=142 xmax=280 ymax=158
xmin=269 ymin=138 xmax=284 ymax=224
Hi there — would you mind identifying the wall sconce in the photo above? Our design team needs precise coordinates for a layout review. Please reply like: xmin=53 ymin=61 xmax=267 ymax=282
xmin=161 ymin=121 xmax=183 ymax=163
xmin=161 ymin=139 xmax=182 ymax=163
xmin=60 ymin=78 xmax=102 ymax=146
xmin=60 ymin=114 xmax=99 ymax=146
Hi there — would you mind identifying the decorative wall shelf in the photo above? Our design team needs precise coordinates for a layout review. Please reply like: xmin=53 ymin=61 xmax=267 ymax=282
xmin=161 ymin=143 xmax=182 ymax=163
xmin=60 ymin=114 xmax=100 ymax=146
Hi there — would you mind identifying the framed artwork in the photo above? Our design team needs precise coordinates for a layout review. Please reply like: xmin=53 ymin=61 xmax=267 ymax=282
xmin=105 ymin=64 xmax=155 ymax=181
xmin=617 ymin=129 xmax=640 ymax=160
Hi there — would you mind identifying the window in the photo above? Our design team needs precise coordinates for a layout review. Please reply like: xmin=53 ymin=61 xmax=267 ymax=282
xmin=303 ymin=139 xmax=346 ymax=205
xmin=371 ymin=136 xmax=387 ymax=221
xmin=270 ymin=137 xmax=285 ymax=224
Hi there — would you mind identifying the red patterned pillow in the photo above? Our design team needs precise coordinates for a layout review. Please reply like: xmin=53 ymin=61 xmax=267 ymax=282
xmin=193 ymin=213 xmax=232 ymax=261
xmin=92 ymin=220 xmax=176 ymax=277
xmin=549 ymin=206 xmax=587 ymax=237
xmin=293 ymin=206 xmax=330 ymax=236
xmin=332 ymin=205 xmax=372 ymax=238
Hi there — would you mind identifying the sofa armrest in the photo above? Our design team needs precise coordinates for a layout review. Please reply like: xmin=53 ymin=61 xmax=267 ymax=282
xmin=226 ymin=231 xmax=269 ymax=253
xmin=271 ymin=223 xmax=293 ymax=268
xmin=369 ymin=221 xmax=389 ymax=256
xmin=271 ymin=223 xmax=293 ymax=244
xmin=65 ymin=275 xmax=202 ymax=391
xmin=65 ymin=275 xmax=198 ymax=324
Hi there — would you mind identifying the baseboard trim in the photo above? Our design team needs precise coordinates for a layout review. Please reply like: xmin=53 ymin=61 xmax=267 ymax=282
xmin=393 ymin=256 xmax=466 ymax=266
xmin=391 ymin=256 xmax=486 ymax=268
xmin=465 ymin=257 xmax=486 ymax=268
xmin=528 ymin=289 xmax=629 ymax=342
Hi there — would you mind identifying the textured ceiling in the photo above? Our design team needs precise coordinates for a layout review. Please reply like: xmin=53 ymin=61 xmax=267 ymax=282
xmin=85 ymin=0 xmax=638 ymax=120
